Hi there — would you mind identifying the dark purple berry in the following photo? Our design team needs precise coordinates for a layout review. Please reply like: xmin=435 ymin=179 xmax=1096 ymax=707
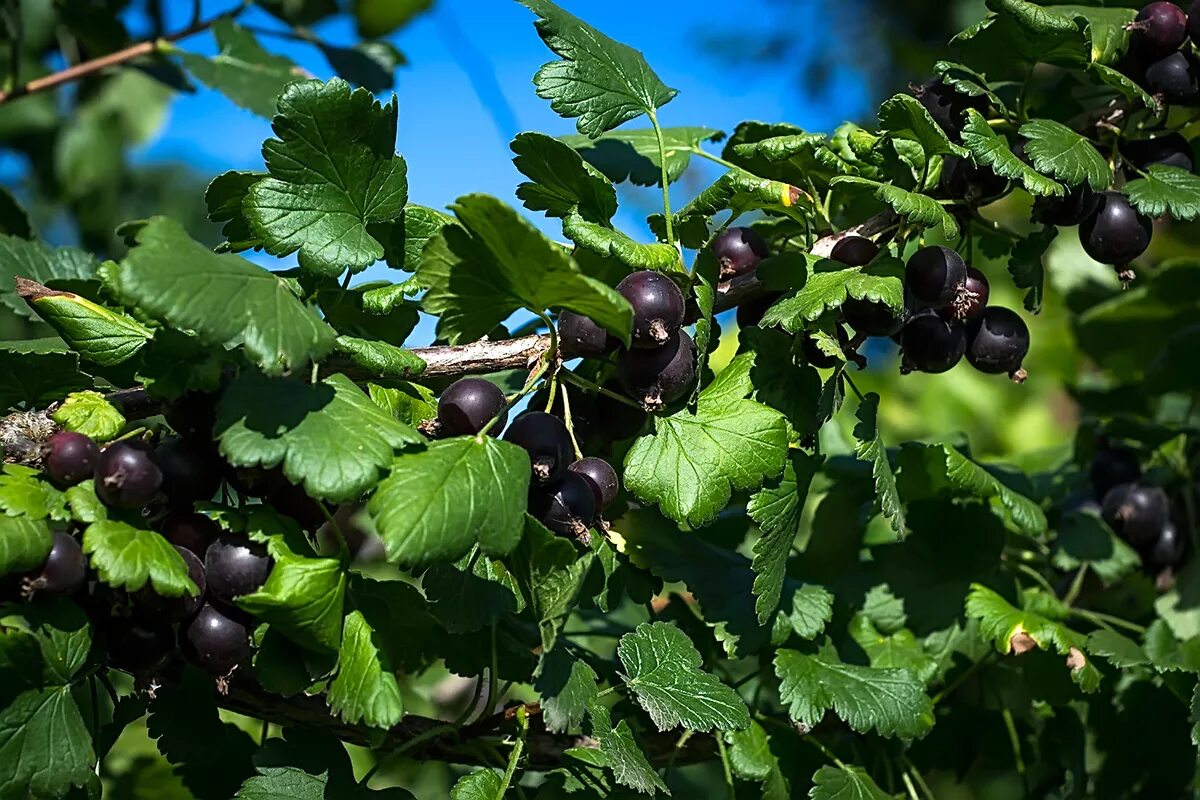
xmin=901 ymin=313 xmax=967 ymax=374
xmin=1124 ymin=133 xmax=1194 ymax=174
xmin=504 ymin=411 xmax=574 ymax=485
xmin=205 ymin=534 xmax=273 ymax=605
xmin=160 ymin=513 xmax=221 ymax=556
xmin=1089 ymin=447 xmax=1141 ymax=499
xmin=1145 ymin=520 xmax=1186 ymax=570
xmin=910 ymin=79 xmax=987 ymax=142
xmin=558 ymin=312 xmax=617 ymax=359
xmin=107 ymin=619 xmax=174 ymax=673
xmin=843 ymin=299 xmax=903 ymax=338
xmin=568 ymin=457 xmax=620 ymax=510
xmin=43 ymin=431 xmax=99 ymax=487
xmin=939 ymin=156 xmax=1008 ymax=203
xmin=966 ymin=307 xmax=1030 ymax=381
xmin=1145 ymin=50 xmax=1200 ymax=103
xmin=95 ymin=441 xmax=162 ymax=510
xmin=943 ymin=267 xmax=989 ymax=321
xmin=1102 ymin=483 xmax=1170 ymax=547
xmin=27 ymin=531 xmax=86 ymax=595
xmin=1131 ymin=2 xmax=1189 ymax=59
xmin=711 ymin=227 xmax=769 ymax=278
xmin=134 ymin=545 xmax=205 ymax=623
xmin=165 ymin=392 xmax=218 ymax=441
xmin=829 ymin=235 xmax=880 ymax=267
xmin=264 ymin=478 xmax=329 ymax=530
xmin=906 ymin=246 xmax=967 ymax=307
xmin=156 ymin=436 xmax=223 ymax=509
xmin=1032 ymin=184 xmax=1099 ymax=227
xmin=438 ymin=377 xmax=507 ymax=437
xmin=736 ymin=293 xmax=783 ymax=330
xmin=179 ymin=603 xmax=252 ymax=675
xmin=529 ymin=472 xmax=596 ymax=540
xmin=616 ymin=271 xmax=686 ymax=349
xmin=1079 ymin=192 xmax=1152 ymax=271
xmin=617 ymin=330 xmax=697 ymax=409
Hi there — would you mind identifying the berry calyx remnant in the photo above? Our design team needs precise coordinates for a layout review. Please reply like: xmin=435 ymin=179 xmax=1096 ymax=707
xmin=711 ymin=226 xmax=769 ymax=278
xmin=1079 ymin=191 xmax=1153 ymax=281
xmin=529 ymin=471 xmax=597 ymax=542
xmin=1102 ymin=482 xmax=1171 ymax=548
xmin=617 ymin=270 xmax=686 ymax=348
xmin=179 ymin=603 xmax=252 ymax=676
xmin=26 ymin=531 xmax=86 ymax=596
xmin=906 ymin=245 xmax=968 ymax=308
xmin=95 ymin=441 xmax=162 ymax=510
xmin=943 ymin=267 xmax=990 ymax=322
xmin=1129 ymin=2 xmax=1189 ymax=59
xmin=965 ymin=306 xmax=1030 ymax=382
xmin=617 ymin=330 xmax=697 ymax=409
xmin=504 ymin=411 xmax=574 ymax=485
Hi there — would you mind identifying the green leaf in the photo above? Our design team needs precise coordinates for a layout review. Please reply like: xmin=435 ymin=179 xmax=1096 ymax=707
xmin=959 ymin=109 xmax=1064 ymax=197
xmin=517 ymin=0 xmax=677 ymax=137
xmin=1087 ymin=62 xmax=1158 ymax=110
xmin=217 ymin=371 xmax=421 ymax=503
xmin=952 ymin=0 xmax=1089 ymax=69
xmin=1085 ymin=628 xmax=1148 ymax=668
xmin=561 ymin=213 xmax=681 ymax=271
xmin=667 ymin=170 xmax=808 ymax=240
xmin=1052 ymin=509 xmax=1140 ymax=584
xmin=774 ymin=646 xmax=934 ymax=738
xmin=0 ymin=346 xmax=89 ymax=411
xmin=245 ymin=79 xmax=408 ymax=277
xmin=354 ymin=0 xmax=431 ymax=37
xmin=1007 ymin=224 xmax=1055 ymax=314
xmin=18 ymin=278 xmax=153 ymax=366
xmin=450 ymin=770 xmax=502 ymax=800
xmin=586 ymin=700 xmax=669 ymax=796
xmin=333 ymin=335 xmax=425 ymax=379
xmin=176 ymin=20 xmax=302 ymax=118
xmin=113 ymin=216 xmax=336 ymax=375
xmin=319 ymin=40 xmax=407 ymax=94
xmin=0 ymin=235 xmax=98 ymax=320
xmin=561 ymin=127 xmax=723 ymax=186
xmin=207 ymin=170 xmax=266 ymax=251
xmin=415 ymin=194 xmax=633 ymax=345
xmin=0 ymin=687 xmax=95 ymax=799
xmin=368 ymin=435 xmax=531 ymax=566
xmin=809 ymin=765 xmax=893 ymax=800
xmin=423 ymin=552 xmax=525 ymax=633
xmin=23 ymin=599 xmax=93 ymax=684
xmin=848 ymin=615 xmax=938 ymax=684
xmin=853 ymin=394 xmax=906 ymax=537
xmin=512 ymin=517 xmax=595 ymax=652
xmin=832 ymin=176 xmax=958 ymax=238
xmin=878 ymin=93 xmax=969 ymax=158
xmin=367 ymin=382 xmax=436 ymax=427
xmin=326 ymin=609 xmax=404 ymax=729
xmin=513 ymin=131 xmax=617 ymax=221
xmin=759 ymin=255 xmax=904 ymax=333
xmin=727 ymin=722 xmax=789 ymax=799
xmin=236 ymin=537 xmax=346 ymax=653
xmin=934 ymin=61 xmax=1007 ymax=112
xmin=1126 ymin=164 xmax=1200 ymax=220
xmin=748 ymin=451 xmax=823 ymax=623
xmin=235 ymin=728 xmax=415 ymax=800
xmin=0 ymin=465 xmax=69 ymax=522
xmin=50 ymin=390 xmax=126 ymax=442
xmin=1018 ymin=118 xmax=1111 ymax=190
xmin=0 ymin=515 xmax=52 ymax=578
xmin=82 ymin=520 xmax=197 ymax=596
xmin=536 ymin=644 xmax=599 ymax=733
xmin=378 ymin=205 xmax=455 ymax=271
xmin=618 ymin=621 xmax=750 ymax=733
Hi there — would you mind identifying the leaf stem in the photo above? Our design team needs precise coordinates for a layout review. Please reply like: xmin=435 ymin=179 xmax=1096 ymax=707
xmin=931 ymin=651 xmax=996 ymax=705
xmin=1070 ymin=607 xmax=1146 ymax=634
xmin=495 ymin=707 xmax=530 ymax=800
xmin=665 ymin=729 xmax=693 ymax=781
xmin=648 ymin=110 xmax=676 ymax=246
xmin=559 ymin=384 xmax=585 ymax=461
xmin=453 ymin=672 xmax=487 ymax=728
xmin=844 ymin=373 xmax=866 ymax=402
xmin=901 ymin=771 xmax=921 ymax=800
xmin=558 ymin=370 xmax=644 ymax=410
xmin=689 ymin=147 xmax=739 ymax=172
xmin=1062 ymin=564 xmax=1088 ymax=607
xmin=804 ymin=734 xmax=846 ymax=769
xmin=1013 ymin=563 xmax=1057 ymax=596
xmin=360 ymin=723 xmax=459 ymax=786
xmin=1000 ymin=707 xmax=1027 ymax=788
xmin=715 ymin=733 xmax=736 ymax=799
xmin=485 ymin=623 xmax=500 ymax=720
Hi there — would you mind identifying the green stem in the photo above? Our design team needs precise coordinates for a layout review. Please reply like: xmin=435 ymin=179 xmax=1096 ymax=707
xmin=1013 ymin=563 xmax=1057 ymax=596
xmin=1000 ymin=707 xmax=1027 ymax=787
xmin=479 ymin=342 xmax=556 ymax=437
xmin=1070 ymin=607 xmax=1146 ymax=634
xmin=665 ymin=729 xmax=693 ymax=781
xmin=715 ymin=733 xmax=735 ymax=798
xmin=259 ymin=718 xmax=269 ymax=745
xmin=689 ymin=147 xmax=740 ymax=172
xmin=901 ymin=771 xmax=921 ymax=800
xmin=359 ymin=723 xmax=459 ymax=786
xmin=1063 ymin=564 xmax=1088 ymax=607
xmin=649 ymin=110 xmax=675 ymax=246
xmin=804 ymin=735 xmax=847 ymax=769
xmin=845 ymin=373 xmax=866 ymax=402
xmin=452 ymin=671 xmax=486 ymax=728
xmin=495 ymin=707 xmax=530 ymax=800
xmin=484 ymin=623 xmax=499 ymax=721
xmin=559 ymin=384 xmax=584 ymax=461
xmin=903 ymin=757 xmax=937 ymax=800
xmin=931 ymin=651 xmax=996 ymax=705
xmin=558 ymin=370 xmax=645 ymax=411
xmin=317 ymin=502 xmax=348 ymax=563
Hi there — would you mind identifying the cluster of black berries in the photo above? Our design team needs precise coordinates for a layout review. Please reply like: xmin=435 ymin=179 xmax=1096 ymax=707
xmin=1090 ymin=443 xmax=1187 ymax=574
xmin=1120 ymin=1 xmax=1200 ymax=106
xmin=435 ymin=378 xmax=619 ymax=543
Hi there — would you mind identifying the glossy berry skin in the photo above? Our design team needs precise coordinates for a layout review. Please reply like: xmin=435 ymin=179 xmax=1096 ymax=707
xmin=205 ymin=534 xmax=273 ymax=605
xmin=558 ymin=312 xmax=617 ymax=359
xmin=1124 ymin=133 xmax=1194 ymax=174
xmin=530 ymin=472 xmax=597 ymax=539
xmin=616 ymin=271 xmax=686 ymax=348
xmin=906 ymin=246 xmax=967 ymax=307
xmin=1102 ymin=483 xmax=1170 ymax=548
xmin=911 ymin=80 xmax=986 ymax=142
xmin=1079 ymin=192 xmax=1153 ymax=266
xmin=711 ymin=227 xmax=769 ymax=278
xmin=901 ymin=313 xmax=967 ymax=374
xmin=164 ymin=391 xmax=218 ymax=441
xmin=179 ymin=603 xmax=252 ymax=676
xmin=943 ymin=267 xmax=990 ymax=321
xmin=107 ymin=619 xmax=174 ymax=673
xmin=1131 ymin=2 xmax=1189 ymax=59
xmin=1144 ymin=50 xmax=1200 ymax=103
xmin=829 ymin=235 xmax=879 ymax=267
xmin=438 ymin=377 xmax=507 ymax=437
xmin=939 ymin=156 xmax=1008 ymax=203
xmin=95 ymin=441 xmax=162 ymax=510
xmin=504 ymin=411 xmax=574 ymax=485
xmin=134 ymin=545 xmax=205 ymax=623
xmin=736 ymin=292 xmax=782 ymax=329
xmin=966 ymin=307 xmax=1030 ymax=379
xmin=156 ymin=436 xmax=223 ymax=509
xmin=1145 ymin=520 xmax=1186 ymax=571
xmin=43 ymin=431 xmax=99 ymax=487
xmin=160 ymin=513 xmax=221 ymax=556
xmin=843 ymin=299 xmax=902 ymax=338
xmin=617 ymin=331 xmax=697 ymax=409
xmin=1032 ymin=184 xmax=1099 ymax=227
xmin=1089 ymin=447 xmax=1142 ymax=499
xmin=568 ymin=457 xmax=620 ymax=510
xmin=28 ymin=531 xmax=86 ymax=595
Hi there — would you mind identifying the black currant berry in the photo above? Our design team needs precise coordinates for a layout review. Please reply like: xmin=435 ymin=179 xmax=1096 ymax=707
xmin=1131 ymin=2 xmax=1189 ymax=60
xmin=43 ymin=431 xmax=99 ymax=487
xmin=134 ymin=545 xmax=205 ymax=623
xmin=939 ymin=156 xmax=1008 ymax=203
xmin=942 ymin=267 xmax=989 ymax=322
xmin=829 ymin=235 xmax=880 ymax=267
xmin=1144 ymin=50 xmax=1200 ymax=103
xmin=711 ymin=227 xmax=769 ymax=278
xmin=1102 ymin=483 xmax=1170 ymax=547
xmin=164 ymin=391 xmax=218 ymax=441
xmin=558 ymin=312 xmax=617 ymax=359
xmin=901 ymin=313 xmax=967 ymax=374
xmin=1145 ymin=520 xmax=1186 ymax=571
xmin=205 ymin=534 xmax=273 ymax=605
xmin=1124 ymin=133 xmax=1195 ymax=174
xmin=616 ymin=271 xmax=686 ymax=348
xmin=95 ymin=441 xmax=162 ymax=510
xmin=736 ymin=292 xmax=783 ymax=329
xmin=1032 ymin=184 xmax=1099 ymax=227
xmin=1079 ymin=192 xmax=1152 ymax=275
xmin=529 ymin=472 xmax=597 ymax=541
xmin=179 ymin=603 xmax=252 ymax=676
xmin=160 ymin=513 xmax=221 ymax=556
xmin=567 ymin=457 xmax=620 ymax=510
xmin=1089 ymin=447 xmax=1141 ymax=499
xmin=843 ymin=298 xmax=903 ymax=338
xmin=26 ymin=531 xmax=86 ymax=596
xmin=438 ymin=377 xmax=507 ymax=437
xmin=965 ymin=307 xmax=1030 ymax=381
xmin=263 ymin=478 xmax=329 ymax=531
xmin=910 ymin=79 xmax=987 ymax=142
xmin=906 ymin=246 xmax=967 ymax=308
xmin=595 ymin=380 xmax=649 ymax=441
xmin=503 ymin=411 xmax=574 ymax=485
xmin=156 ymin=436 xmax=223 ymax=509
xmin=617 ymin=330 xmax=697 ymax=409
xmin=107 ymin=619 xmax=174 ymax=673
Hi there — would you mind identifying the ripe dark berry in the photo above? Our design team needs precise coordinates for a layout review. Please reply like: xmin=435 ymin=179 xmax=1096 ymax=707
xmin=160 ymin=513 xmax=221 ymax=556
xmin=438 ymin=377 xmax=507 ymax=437
xmin=529 ymin=472 xmax=597 ymax=541
xmin=910 ymin=79 xmax=987 ymax=142
xmin=616 ymin=271 xmax=686 ymax=348
xmin=156 ymin=436 xmax=223 ymax=509
xmin=164 ymin=391 xmax=218 ymax=441
xmin=1089 ymin=447 xmax=1141 ymax=499
xmin=263 ymin=478 xmax=329 ymax=531
xmin=27 ymin=531 xmax=86 ymax=595
xmin=617 ymin=330 xmax=697 ymax=409
xmin=503 ymin=411 xmax=574 ymax=485
xmin=43 ymin=431 xmax=99 ymax=487
xmin=1079 ymin=192 xmax=1152 ymax=272
xmin=558 ymin=312 xmax=617 ymax=359
xmin=1032 ymin=184 xmax=1099 ymax=227
xmin=829 ymin=235 xmax=880 ymax=267
xmin=134 ymin=545 xmax=205 ymax=623
xmin=736 ymin=293 xmax=782 ymax=330
xmin=939 ymin=156 xmax=1008 ymax=203
xmin=95 ymin=441 xmax=162 ymax=510
xmin=568 ymin=457 xmax=620 ymax=510
xmin=966 ymin=307 xmax=1030 ymax=381
xmin=906 ymin=246 xmax=967 ymax=307
xmin=843 ymin=298 xmax=902 ymax=338
xmin=107 ymin=619 xmax=174 ymax=673
xmin=205 ymin=534 xmax=273 ymax=605
xmin=1131 ymin=2 xmax=1189 ymax=60
xmin=901 ymin=313 xmax=967 ymax=374
xmin=1102 ymin=483 xmax=1170 ymax=547
xmin=595 ymin=380 xmax=649 ymax=441
xmin=179 ymin=603 xmax=252 ymax=676
xmin=711 ymin=227 xmax=769 ymax=278
xmin=1144 ymin=50 xmax=1200 ymax=103
xmin=1145 ymin=520 xmax=1186 ymax=571
xmin=1124 ymin=133 xmax=1194 ymax=174
xmin=943 ymin=267 xmax=989 ymax=322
